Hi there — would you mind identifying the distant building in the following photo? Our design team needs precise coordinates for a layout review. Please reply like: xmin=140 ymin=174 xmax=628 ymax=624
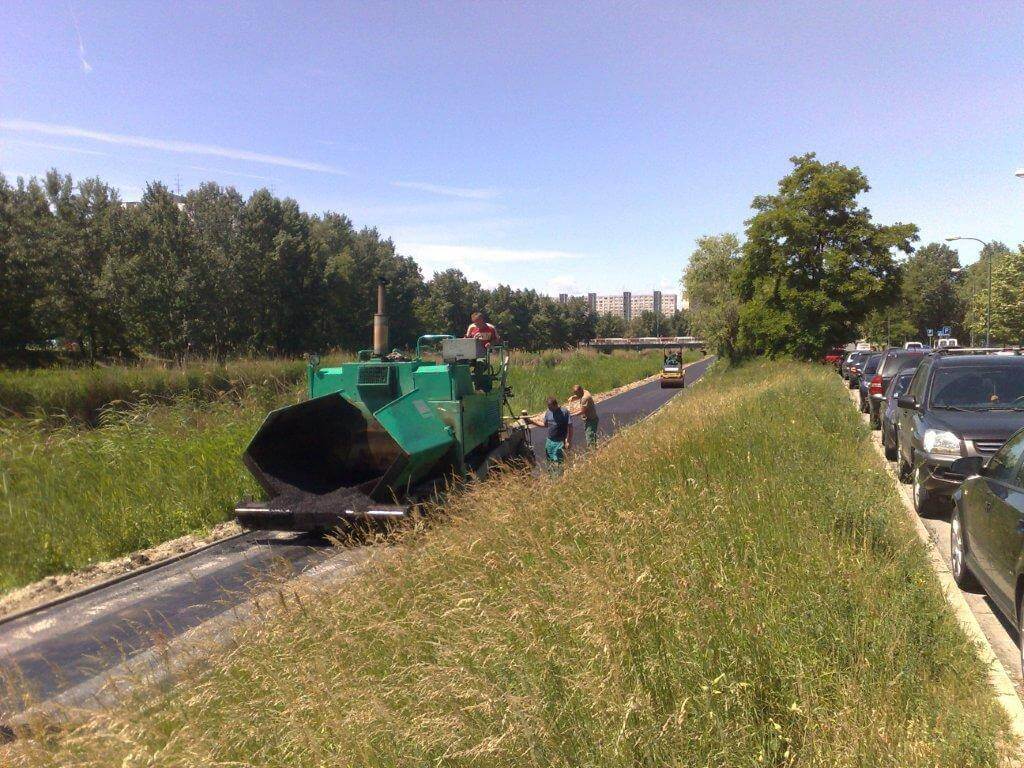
xmin=123 ymin=192 xmax=187 ymax=212
xmin=586 ymin=291 xmax=679 ymax=319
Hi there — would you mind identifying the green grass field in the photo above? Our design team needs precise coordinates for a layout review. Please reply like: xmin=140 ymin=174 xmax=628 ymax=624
xmin=7 ymin=359 xmax=1008 ymax=765
xmin=0 ymin=349 xmax=676 ymax=592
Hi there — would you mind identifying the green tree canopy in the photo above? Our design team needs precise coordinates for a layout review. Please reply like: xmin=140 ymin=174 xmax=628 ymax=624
xmin=896 ymin=242 xmax=963 ymax=343
xmin=683 ymin=233 xmax=742 ymax=359
xmin=967 ymin=245 xmax=1024 ymax=346
xmin=736 ymin=154 xmax=918 ymax=359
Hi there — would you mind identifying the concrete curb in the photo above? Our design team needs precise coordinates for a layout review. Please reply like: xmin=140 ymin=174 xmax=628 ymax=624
xmin=844 ymin=385 xmax=1024 ymax=749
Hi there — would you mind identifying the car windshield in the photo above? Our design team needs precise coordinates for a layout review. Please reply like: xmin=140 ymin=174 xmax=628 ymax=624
xmin=863 ymin=356 xmax=882 ymax=375
xmin=889 ymin=374 xmax=913 ymax=398
xmin=929 ymin=365 xmax=1024 ymax=410
xmin=879 ymin=352 xmax=924 ymax=377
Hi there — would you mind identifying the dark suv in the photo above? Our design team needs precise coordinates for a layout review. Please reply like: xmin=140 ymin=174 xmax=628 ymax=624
xmin=868 ymin=349 xmax=927 ymax=428
xmin=895 ymin=353 xmax=1024 ymax=515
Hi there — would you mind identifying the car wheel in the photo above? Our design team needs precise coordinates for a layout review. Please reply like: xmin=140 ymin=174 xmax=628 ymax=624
xmin=950 ymin=506 xmax=979 ymax=590
xmin=912 ymin=464 xmax=937 ymax=516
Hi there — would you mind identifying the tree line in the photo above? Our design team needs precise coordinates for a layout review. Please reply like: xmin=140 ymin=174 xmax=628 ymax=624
xmin=0 ymin=171 xmax=687 ymax=361
xmin=684 ymin=153 xmax=1024 ymax=360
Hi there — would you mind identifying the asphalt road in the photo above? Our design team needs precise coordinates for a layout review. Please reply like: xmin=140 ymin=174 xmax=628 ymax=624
xmin=0 ymin=356 xmax=713 ymax=721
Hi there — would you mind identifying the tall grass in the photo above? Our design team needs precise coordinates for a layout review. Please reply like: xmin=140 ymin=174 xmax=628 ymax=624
xmin=0 ymin=350 xmax=680 ymax=592
xmin=0 ymin=397 xmax=276 ymax=592
xmin=0 ymin=357 xmax=323 ymax=423
xmin=7 ymin=361 xmax=1008 ymax=765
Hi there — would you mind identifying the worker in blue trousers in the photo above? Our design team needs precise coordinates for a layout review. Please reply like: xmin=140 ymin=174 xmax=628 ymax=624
xmin=525 ymin=396 xmax=573 ymax=474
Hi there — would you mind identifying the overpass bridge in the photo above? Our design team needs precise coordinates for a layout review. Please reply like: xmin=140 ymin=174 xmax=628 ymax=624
xmin=581 ymin=336 xmax=707 ymax=352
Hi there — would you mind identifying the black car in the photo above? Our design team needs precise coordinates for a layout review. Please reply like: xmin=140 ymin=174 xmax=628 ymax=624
xmin=881 ymin=369 xmax=915 ymax=461
xmin=858 ymin=354 xmax=883 ymax=414
xmin=846 ymin=350 xmax=875 ymax=389
xmin=948 ymin=428 xmax=1024 ymax=672
xmin=895 ymin=353 xmax=1024 ymax=515
xmin=840 ymin=350 xmax=860 ymax=380
xmin=868 ymin=349 xmax=927 ymax=428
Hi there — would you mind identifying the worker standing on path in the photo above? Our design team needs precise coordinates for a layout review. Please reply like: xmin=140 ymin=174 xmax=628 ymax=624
xmin=465 ymin=312 xmax=500 ymax=348
xmin=525 ymin=396 xmax=573 ymax=474
xmin=568 ymin=384 xmax=599 ymax=448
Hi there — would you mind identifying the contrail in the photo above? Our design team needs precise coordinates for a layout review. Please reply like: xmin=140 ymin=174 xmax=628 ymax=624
xmin=0 ymin=119 xmax=347 ymax=175
xmin=69 ymin=4 xmax=92 ymax=74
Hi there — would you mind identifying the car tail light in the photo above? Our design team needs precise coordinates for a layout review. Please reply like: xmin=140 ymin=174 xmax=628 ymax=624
xmin=869 ymin=374 xmax=883 ymax=395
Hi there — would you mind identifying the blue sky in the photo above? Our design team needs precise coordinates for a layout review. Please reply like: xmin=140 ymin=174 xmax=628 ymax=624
xmin=1 ymin=1 xmax=1022 ymax=297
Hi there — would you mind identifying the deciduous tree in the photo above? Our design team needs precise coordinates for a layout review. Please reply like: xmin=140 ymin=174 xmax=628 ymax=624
xmin=736 ymin=154 xmax=917 ymax=358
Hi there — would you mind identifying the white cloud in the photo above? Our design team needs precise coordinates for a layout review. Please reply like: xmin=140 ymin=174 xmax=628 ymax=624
xmin=392 ymin=180 xmax=500 ymax=200
xmin=544 ymin=274 xmax=583 ymax=296
xmin=0 ymin=119 xmax=346 ymax=175
xmin=401 ymin=242 xmax=585 ymax=267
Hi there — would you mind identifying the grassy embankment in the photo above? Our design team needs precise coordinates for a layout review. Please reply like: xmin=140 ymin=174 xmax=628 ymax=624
xmin=7 ymin=360 xmax=1008 ymax=766
xmin=0 ymin=350 xmax=666 ymax=592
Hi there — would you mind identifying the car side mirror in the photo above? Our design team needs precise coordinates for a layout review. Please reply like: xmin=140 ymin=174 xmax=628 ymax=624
xmin=897 ymin=395 xmax=917 ymax=409
xmin=949 ymin=456 xmax=984 ymax=479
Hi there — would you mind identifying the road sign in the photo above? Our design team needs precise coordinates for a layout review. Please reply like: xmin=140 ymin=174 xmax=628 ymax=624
xmin=927 ymin=329 xmax=934 ymax=337
xmin=941 ymin=326 xmax=951 ymax=336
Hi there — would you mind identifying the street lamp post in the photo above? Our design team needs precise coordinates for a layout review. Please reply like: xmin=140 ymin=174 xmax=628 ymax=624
xmin=945 ymin=236 xmax=992 ymax=348
xmin=950 ymin=267 xmax=974 ymax=347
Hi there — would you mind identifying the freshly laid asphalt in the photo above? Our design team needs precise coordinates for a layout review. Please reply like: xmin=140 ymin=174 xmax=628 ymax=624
xmin=0 ymin=356 xmax=713 ymax=720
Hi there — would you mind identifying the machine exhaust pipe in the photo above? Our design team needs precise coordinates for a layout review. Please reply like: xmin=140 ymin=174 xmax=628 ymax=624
xmin=373 ymin=277 xmax=389 ymax=356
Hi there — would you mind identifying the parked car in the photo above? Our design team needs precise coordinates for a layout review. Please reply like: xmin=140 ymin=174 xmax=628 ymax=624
xmin=895 ymin=353 xmax=1024 ymax=515
xmin=948 ymin=427 xmax=1024 ymax=672
xmin=868 ymin=348 xmax=927 ymax=428
xmin=839 ymin=350 xmax=859 ymax=380
xmin=845 ymin=350 xmax=875 ymax=389
xmin=881 ymin=369 xmax=915 ymax=461
xmin=823 ymin=347 xmax=846 ymax=367
xmin=858 ymin=354 xmax=883 ymax=413
xmin=904 ymin=341 xmax=925 ymax=350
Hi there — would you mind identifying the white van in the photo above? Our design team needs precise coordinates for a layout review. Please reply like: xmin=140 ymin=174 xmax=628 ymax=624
xmin=936 ymin=338 xmax=958 ymax=349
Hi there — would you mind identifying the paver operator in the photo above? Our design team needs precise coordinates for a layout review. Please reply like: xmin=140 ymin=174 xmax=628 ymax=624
xmin=465 ymin=312 xmax=500 ymax=348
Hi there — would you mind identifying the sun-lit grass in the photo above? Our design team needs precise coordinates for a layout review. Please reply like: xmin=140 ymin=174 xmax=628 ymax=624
xmin=0 ymin=396 xmax=278 ymax=593
xmin=6 ymin=360 xmax=1009 ymax=766
xmin=0 ymin=350 xmax=688 ymax=592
